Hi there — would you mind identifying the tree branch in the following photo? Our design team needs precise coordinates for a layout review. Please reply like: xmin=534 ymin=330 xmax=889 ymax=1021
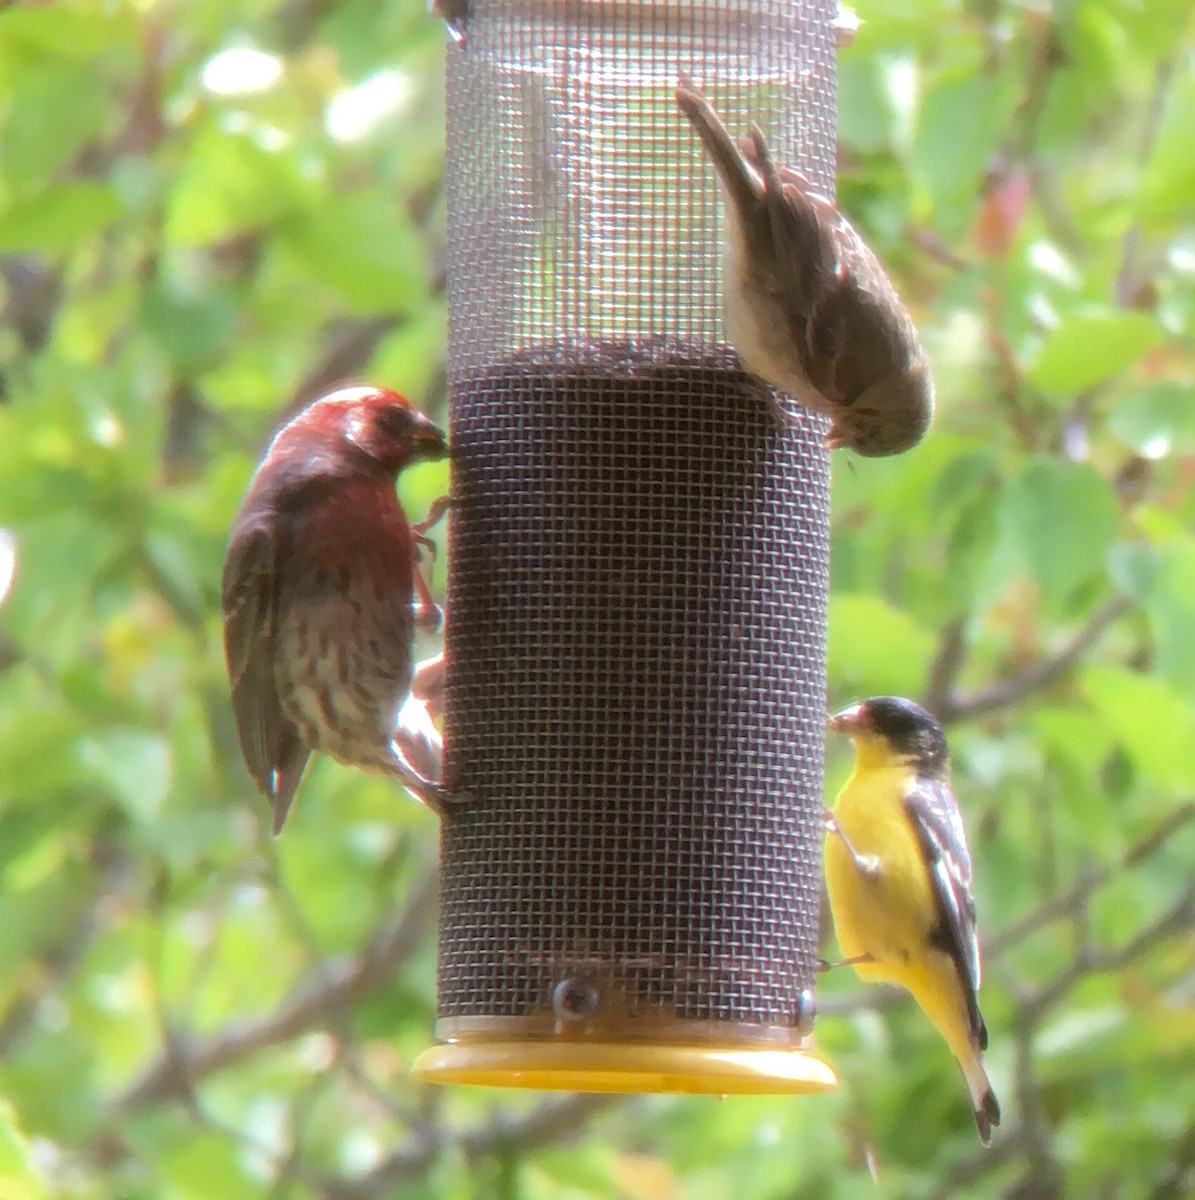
xmin=1024 ymin=876 xmax=1195 ymax=1022
xmin=935 ymin=594 xmax=1132 ymax=724
xmin=926 ymin=1121 xmax=1026 ymax=1200
xmin=921 ymin=616 xmax=967 ymax=718
xmin=322 ymin=1095 xmax=626 ymax=1200
xmin=986 ymin=802 xmax=1195 ymax=959
xmin=112 ymin=867 xmax=438 ymax=1112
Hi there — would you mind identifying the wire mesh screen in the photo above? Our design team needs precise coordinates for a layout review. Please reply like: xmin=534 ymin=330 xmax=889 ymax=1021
xmin=441 ymin=0 xmax=836 ymax=1038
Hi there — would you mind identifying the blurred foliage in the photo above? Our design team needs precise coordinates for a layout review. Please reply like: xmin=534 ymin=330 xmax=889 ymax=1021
xmin=0 ymin=1 xmax=1193 ymax=1198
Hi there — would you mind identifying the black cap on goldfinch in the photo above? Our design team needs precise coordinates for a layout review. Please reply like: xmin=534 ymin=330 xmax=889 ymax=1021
xmin=828 ymin=696 xmax=949 ymax=779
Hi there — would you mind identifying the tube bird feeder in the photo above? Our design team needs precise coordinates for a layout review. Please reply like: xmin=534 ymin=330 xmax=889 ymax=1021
xmin=412 ymin=0 xmax=839 ymax=1094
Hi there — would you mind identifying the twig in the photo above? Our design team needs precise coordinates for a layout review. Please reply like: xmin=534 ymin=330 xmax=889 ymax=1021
xmin=261 ymin=842 xmax=445 ymax=1144
xmin=271 ymin=317 xmax=403 ymax=443
xmin=1010 ymin=1005 xmax=1058 ymax=1181
xmin=925 ymin=1120 xmax=1026 ymax=1200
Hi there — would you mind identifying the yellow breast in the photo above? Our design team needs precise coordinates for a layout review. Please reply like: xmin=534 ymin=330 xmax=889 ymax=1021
xmin=824 ymin=764 xmax=938 ymax=973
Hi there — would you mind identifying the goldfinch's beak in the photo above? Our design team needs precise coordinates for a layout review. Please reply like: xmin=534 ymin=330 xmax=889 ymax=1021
xmin=827 ymin=703 xmax=865 ymax=734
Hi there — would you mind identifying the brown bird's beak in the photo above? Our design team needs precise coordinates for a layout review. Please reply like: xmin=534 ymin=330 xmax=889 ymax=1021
xmin=826 ymin=703 xmax=865 ymax=734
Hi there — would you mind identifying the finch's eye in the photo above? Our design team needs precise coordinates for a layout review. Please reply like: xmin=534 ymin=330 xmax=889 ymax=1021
xmin=375 ymin=404 xmax=415 ymax=441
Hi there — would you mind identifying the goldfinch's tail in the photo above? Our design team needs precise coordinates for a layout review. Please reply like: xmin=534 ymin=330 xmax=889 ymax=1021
xmin=962 ymin=1055 xmax=1001 ymax=1146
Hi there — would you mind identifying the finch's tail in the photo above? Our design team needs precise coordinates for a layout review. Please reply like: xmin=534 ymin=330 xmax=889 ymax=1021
xmin=961 ymin=1054 xmax=1001 ymax=1146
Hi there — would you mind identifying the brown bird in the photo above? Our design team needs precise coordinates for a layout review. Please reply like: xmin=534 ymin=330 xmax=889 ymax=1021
xmin=429 ymin=0 xmax=469 ymax=46
xmin=221 ymin=385 xmax=451 ymax=833
xmin=675 ymin=76 xmax=934 ymax=457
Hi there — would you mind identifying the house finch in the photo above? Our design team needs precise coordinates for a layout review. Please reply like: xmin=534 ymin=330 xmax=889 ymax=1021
xmin=675 ymin=77 xmax=934 ymax=457
xmin=824 ymin=697 xmax=1000 ymax=1144
xmin=221 ymin=385 xmax=452 ymax=833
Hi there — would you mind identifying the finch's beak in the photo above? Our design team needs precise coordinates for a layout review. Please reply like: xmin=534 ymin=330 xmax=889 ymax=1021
xmin=412 ymin=415 xmax=450 ymax=462
xmin=827 ymin=703 xmax=865 ymax=734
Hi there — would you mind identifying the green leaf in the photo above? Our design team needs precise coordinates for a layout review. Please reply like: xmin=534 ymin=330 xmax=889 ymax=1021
xmin=827 ymin=594 xmax=935 ymax=698
xmin=160 ymin=1131 xmax=257 ymax=1200
xmin=164 ymin=123 xmax=301 ymax=245
xmin=998 ymin=458 xmax=1120 ymax=606
xmin=0 ymin=62 xmax=109 ymax=198
xmin=1028 ymin=311 xmax=1163 ymax=396
xmin=0 ymin=4 xmax=137 ymax=59
xmin=0 ymin=708 xmax=94 ymax=799
xmin=141 ymin=275 xmax=239 ymax=372
xmin=0 ymin=1096 xmax=49 ymax=1200
xmin=1106 ymin=541 xmax=1158 ymax=602
xmin=946 ymin=490 xmax=1000 ymax=608
xmin=78 ymin=728 xmax=173 ymax=823
xmin=913 ymin=66 xmax=1015 ymax=235
xmin=278 ymin=192 xmax=426 ymax=312
xmin=1145 ymin=544 xmax=1195 ymax=699
xmin=1082 ymin=665 xmax=1195 ymax=789
xmin=0 ymin=183 xmax=122 ymax=251
xmin=1106 ymin=384 xmax=1195 ymax=458
xmin=837 ymin=56 xmax=900 ymax=155
xmin=1139 ymin=71 xmax=1195 ymax=227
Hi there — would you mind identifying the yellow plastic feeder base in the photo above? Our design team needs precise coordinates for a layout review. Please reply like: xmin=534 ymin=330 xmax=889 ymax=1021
xmin=412 ymin=1039 xmax=838 ymax=1094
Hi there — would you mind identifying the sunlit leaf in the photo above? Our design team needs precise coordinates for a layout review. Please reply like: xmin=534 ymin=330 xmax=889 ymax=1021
xmin=164 ymin=124 xmax=302 ymax=245
xmin=998 ymin=458 xmax=1120 ymax=606
xmin=827 ymin=594 xmax=935 ymax=698
xmin=1082 ymin=665 xmax=1195 ymax=788
xmin=1028 ymin=311 xmax=1163 ymax=396
xmin=0 ymin=183 xmax=123 ymax=251
xmin=0 ymin=1097 xmax=49 ymax=1200
xmin=1139 ymin=71 xmax=1195 ymax=227
xmin=78 ymin=728 xmax=173 ymax=823
xmin=1106 ymin=384 xmax=1195 ymax=458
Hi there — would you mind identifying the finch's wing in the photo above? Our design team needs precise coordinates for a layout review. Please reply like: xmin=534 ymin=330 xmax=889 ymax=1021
xmin=221 ymin=516 xmax=308 ymax=812
xmin=905 ymin=778 xmax=986 ymax=1048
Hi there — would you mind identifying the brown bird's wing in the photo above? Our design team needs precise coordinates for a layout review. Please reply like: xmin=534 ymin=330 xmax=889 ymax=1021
xmin=221 ymin=517 xmax=309 ymax=824
xmin=904 ymin=777 xmax=987 ymax=1050
xmin=756 ymin=151 xmax=922 ymax=403
xmin=740 ymin=127 xmax=844 ymax=390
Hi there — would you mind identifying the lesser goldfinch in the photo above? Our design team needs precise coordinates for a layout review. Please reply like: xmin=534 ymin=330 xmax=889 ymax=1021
xmin=674 ymin=76 xmax=933 ymax=457
xmin=824 ymin=696 xmax=1000 ymax=1144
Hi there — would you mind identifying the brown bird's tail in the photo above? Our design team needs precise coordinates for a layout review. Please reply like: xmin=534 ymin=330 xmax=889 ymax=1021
xmin=961 ymin=1053 xmax=1002 ymax=1146
xmin=675 ymin=74 xmax=761 ymax=220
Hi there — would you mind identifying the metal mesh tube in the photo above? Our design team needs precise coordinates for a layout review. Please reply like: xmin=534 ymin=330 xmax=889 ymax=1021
xmin=434 ymin=0 xmax=836 ymax=1073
